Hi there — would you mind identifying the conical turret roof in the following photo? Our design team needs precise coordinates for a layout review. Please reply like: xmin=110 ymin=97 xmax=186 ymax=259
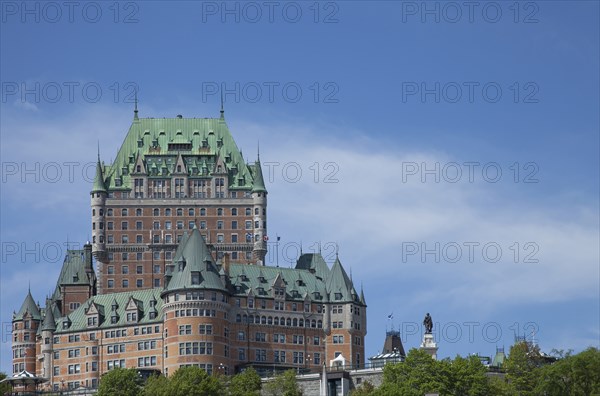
xmin=15 ymin=290 xmax=41 ymax=321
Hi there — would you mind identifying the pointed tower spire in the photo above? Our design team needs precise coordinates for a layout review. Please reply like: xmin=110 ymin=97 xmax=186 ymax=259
xmin=92 ymin=146 xmax=107 ymax=194
xmin=220 ymin=91 xmax=224 ymax=119
xmin=134 ymin=90 xmax=139 ymax=120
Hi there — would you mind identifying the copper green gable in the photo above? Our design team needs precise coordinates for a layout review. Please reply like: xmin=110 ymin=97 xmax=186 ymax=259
xmin=326 ymin=256 xmax=361 ymax=304
xmin=52 ymin=250 xmax=94 ymax=301
xmin=162 ymin=227 xmax=227 ymax=294
xmin=54 ymin=289 xmax=164 ymax=333
xmin=15 ymin=290 xmax=41 ymax=321
xmin=101 ymin=116 xmax=257 ymax=191
xmin=295 ymin=253 xmax=331 ymax=281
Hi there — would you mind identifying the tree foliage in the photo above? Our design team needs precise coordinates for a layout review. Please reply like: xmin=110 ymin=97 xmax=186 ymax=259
xmin=263 ymin=369 xmax=302 ymax=396
xmin=362 ymin=345 xmax=600 ymax=396
xmin=0 ymin=372 xmax=12 ymax=395
xmin=229 ymin=367 xmax=262 ymax=396
xmin=166 ymin=366 xmax=223 ymax=396
xmin=97 ymin=368 xmax=142 ymax=396
xmin=350 ymin=379 xmax=376 ymax=396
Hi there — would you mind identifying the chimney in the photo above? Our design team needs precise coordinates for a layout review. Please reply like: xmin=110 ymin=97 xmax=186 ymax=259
xmin=223 ymin=253 xmax=230 ymax=275
xmin=83 ymin=242 xmax=93 ymax=273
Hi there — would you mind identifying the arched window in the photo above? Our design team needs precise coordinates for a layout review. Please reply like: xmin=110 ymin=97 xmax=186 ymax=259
xmin=317 ymin=320 xmax=323 ymax=328
xmin=153 ymin=208 xmax=159 ymax=216
xmin=254 ymin=208 xmax=259 ymax=215
xmin=286 ymin=318 xmax=291 ymax=326
xmin=293 ymin=318 xmax=298 ymax=327
xmin=274 ymin=317 xmax=279 ymax=326
xmin=92 ymin=209 xmax=96 ymax=216
xmin=231 ymin=208 xmax=237 ymax=216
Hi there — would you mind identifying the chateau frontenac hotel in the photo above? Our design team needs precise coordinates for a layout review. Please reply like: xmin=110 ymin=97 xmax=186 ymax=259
xmin=11 ymin=105 xmax=367 ymax=392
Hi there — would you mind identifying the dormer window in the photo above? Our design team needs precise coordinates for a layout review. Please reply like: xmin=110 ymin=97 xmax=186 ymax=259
xmin=126 ymin=312 xmax=137 ymax=322
xmin=335 ymin=293 xmax=343 ymax=300
xmin=297 ymin=279 xmax=305 ymax=287
xmin=87 ymin=316 xmax=98 ymax=327
xmin=191 ymin=272 xmax=200 ymax=285
xmin=241 ymin=274 xmax=249 ymax=282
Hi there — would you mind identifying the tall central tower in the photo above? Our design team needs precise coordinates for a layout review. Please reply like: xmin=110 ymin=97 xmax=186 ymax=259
xmin=91 ymin=108 xmax=267 ymax=294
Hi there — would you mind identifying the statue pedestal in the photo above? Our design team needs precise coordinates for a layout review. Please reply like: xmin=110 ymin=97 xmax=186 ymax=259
xmin=420 ymin=333 xmax=438 ymax=360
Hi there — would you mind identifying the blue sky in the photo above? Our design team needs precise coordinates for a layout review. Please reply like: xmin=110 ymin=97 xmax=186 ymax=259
xmin=1 ymin=1 xmax=598 ymax=373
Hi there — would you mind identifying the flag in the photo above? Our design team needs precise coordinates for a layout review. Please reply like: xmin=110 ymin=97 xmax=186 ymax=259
xmin=263 ymin=235 xmax=269 ymax=241
xmin=387 ymin=313 xmax=393 ymax=320
xmin=277 ymin=236 xmax=281 ymax=241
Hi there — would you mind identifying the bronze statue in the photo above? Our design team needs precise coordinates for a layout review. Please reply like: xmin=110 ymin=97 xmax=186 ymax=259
xmin=423 ymin=313 xmax=433 ymax=334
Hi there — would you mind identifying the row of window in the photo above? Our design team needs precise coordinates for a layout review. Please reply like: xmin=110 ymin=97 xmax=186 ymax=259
xmin=99 ymin=207 xmax=263 ymax=217
xmin=178 ymin=324 xmax=213 ymax=336
xmin=235 ymin=315 xmax=323 ymax=329
xmin=179 ymin=342 xmax=213 ymax=355
xmin=106 ymin=278 xmax=146 ymax=289
xmin=174 ymin=309 xmax=217 ymax=318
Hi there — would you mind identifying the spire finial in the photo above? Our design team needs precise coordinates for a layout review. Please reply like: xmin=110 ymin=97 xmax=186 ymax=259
xmin=97 ymin=141 xmax=101 ymax=163
xmin=257 ymin=140 xmax=260 ymax=161
xmin=220 ymin=91 xmax=224 ymax=119
xmin=134 ymin=89 xmax=139 ymax=120
xmin=28 ymin=281 xmax=31 ymax=293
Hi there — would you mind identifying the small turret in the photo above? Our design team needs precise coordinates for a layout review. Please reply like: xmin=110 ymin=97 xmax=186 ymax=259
xmin=91 ymin=151 xmax=107 ymax=291
xmin=12 ymin=289 xmax=41 ymax=375
xmin=251 ymin=152 xmax=268 ymax=263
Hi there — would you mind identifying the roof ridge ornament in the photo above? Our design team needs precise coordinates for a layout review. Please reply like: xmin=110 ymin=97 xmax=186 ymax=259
xmin=134 ymin=89 xmax=139 ymax=120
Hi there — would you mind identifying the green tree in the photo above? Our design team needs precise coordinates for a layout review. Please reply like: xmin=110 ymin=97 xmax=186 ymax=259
xmin=167 ymin=366 xmax=223 ymax=396
xmin=350 ymin=379 xmax=376 ymax=395
xmin=229 ymin=367 xmax=262 ymax=396
xmin=376 ymin=349 xmax=453 ymax=396
xmin=0 ymin=372 xmax=13 ymax=395
xmin=534 ymin=347 xmax=600 ymax=395
xmin=97 ymin=368 xmax=142 ymax=396
xmin=263 ymin=369 xmax=302 ymax=396
xmin=141 ymin=373 xmax=169 ymax=396
xmin=504 ymin=342 xmax=543 ymax=395
xmin=449 ymin=355 xmax=490 ymax=396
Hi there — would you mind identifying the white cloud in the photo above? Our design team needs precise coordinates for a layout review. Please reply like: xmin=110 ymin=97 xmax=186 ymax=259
xmin=0 ymin=109 xmax=598 ymax=371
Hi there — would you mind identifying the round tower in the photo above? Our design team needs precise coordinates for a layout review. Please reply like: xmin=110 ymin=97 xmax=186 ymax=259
xmin=161 ymin=230 xmax=232 ymax=377
xmin=12 ymin=291 xmax=41 ymax=377
xmin=91 ymin=156 xmax=107 ymax=258
xmin=91 ymin=155 xmax=107 ymax=293
xmin=40 ymin=300 xmax=56 ymax=381
xmin=251 ymin=158 xmax=267 ymax=263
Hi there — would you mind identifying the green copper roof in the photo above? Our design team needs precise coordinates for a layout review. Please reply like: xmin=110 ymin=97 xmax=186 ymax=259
xmin=52 ymin=250 xmax=93 ymax=301
xmin=98 ymin=116 xmax=259 ymax=191
xmin=295 ymin=253 xmax=331 ymax=281
xmin=55 ymin=289 xmax=163 ymax=333
xmin=251 ymin=160 xmax=267 ymax=193
xmin=326 ymin=256 xmax=361 ymax=304
xmin=163 ymin=227 xmax=227 ymax=294
xmin=15 ymin=290 xmax=41 ymax=321
xmin=228 ymin=263 xmax=327 ymax=301
xmin=41 ymin=300 xmax=57 ymax=331
xmin=91 ymin=158 xmax=107 ymax=193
